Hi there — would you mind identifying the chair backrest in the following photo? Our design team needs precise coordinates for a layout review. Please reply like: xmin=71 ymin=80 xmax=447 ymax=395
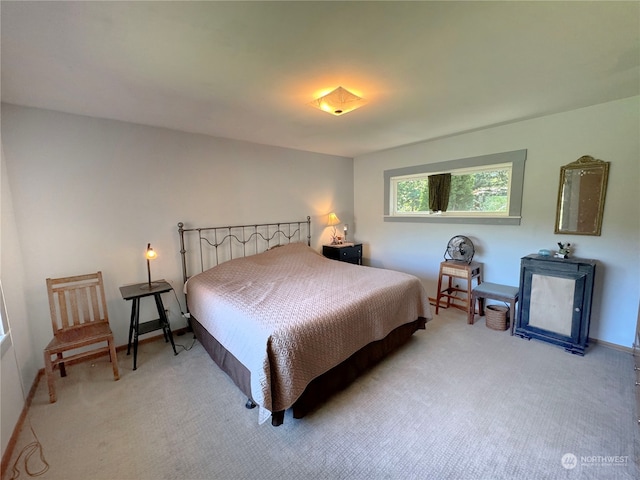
xmin=47 ymin=271 xmax=109 ymax=335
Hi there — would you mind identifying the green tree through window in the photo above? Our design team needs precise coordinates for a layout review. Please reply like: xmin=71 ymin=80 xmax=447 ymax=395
xmin=393 ymin=166 xmax=511 ymax=214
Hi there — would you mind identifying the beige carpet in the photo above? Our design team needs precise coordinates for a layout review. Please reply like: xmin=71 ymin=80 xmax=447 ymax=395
xmin=5 ymin=308 xmax=639 ymax=480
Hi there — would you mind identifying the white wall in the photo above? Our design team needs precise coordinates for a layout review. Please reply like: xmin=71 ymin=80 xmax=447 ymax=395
xmin=1 ymin=145 xmax=31 ymax=459
xmin=0 ymin=104 xmax=354 ymax=396
xmin=354 ymin=96 xmax=639 ymax=348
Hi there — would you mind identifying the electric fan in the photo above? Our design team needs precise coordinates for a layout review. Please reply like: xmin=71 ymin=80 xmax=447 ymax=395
xmin=443 ymin=235 xmax=475 ymax=264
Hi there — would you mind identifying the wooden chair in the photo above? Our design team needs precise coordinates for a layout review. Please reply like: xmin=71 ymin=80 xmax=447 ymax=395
xmin=43 ymin=271 xmax=120 ymax=403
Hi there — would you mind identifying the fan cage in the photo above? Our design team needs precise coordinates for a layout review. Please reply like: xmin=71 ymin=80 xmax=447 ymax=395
xmin=443 ymin=235 xmax=475 ymax=264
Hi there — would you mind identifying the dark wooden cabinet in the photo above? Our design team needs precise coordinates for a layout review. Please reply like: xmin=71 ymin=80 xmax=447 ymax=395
xmin=322 ymin=243 xmax=363 ymax=265
xmin=515 ymin=254 xmax=596 ymax=355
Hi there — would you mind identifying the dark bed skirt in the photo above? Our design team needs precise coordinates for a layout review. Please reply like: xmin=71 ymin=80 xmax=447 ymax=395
xmin=190 ymin=315 xmax=427 ymax=425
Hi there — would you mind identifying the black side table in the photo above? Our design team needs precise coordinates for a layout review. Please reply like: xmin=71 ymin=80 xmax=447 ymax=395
xmin=322 ymin=243 xmax=363 ymax=265
xmin=119 ymin=280 xmax=178 ymax=370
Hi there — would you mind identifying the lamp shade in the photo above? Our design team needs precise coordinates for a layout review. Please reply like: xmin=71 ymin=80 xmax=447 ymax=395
xmin=310 ymin=87 xmax=366 ymax=116
xmin=327 ymin=212 xmax=341 ymax=227
xmin=146 ymin=244 xmax=157 ymax=260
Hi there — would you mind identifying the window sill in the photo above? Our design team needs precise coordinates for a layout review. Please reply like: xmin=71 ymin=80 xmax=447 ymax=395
xmin=384 ymin=215 xmax=522 ymax=225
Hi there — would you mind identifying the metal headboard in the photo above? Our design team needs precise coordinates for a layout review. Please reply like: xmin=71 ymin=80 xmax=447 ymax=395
xmin=177 ymin=216 xmax=311 ymax=284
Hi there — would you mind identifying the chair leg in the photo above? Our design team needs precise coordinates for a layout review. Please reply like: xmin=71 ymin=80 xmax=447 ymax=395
xmin=57 ymin=352 xmax=66 ymax=377
xmin=446 ymin=276 xmax=453 ymax=309
xmin=478 ymin=297 xmax=485 ymax=317
xmin=108 ymin=338 xmax=120 ymax=381
xmin=468 ymin=295 xmax=476 ymax=325
xmin=465 ymin=274 xmax=472 ymax=316
xmin=435 ymin=271 xmax=444 ymax=314
xmin=509 ymin=300 xmax=516 ymax=336
xmin=44 ymin=350 xmax=56 ymax=403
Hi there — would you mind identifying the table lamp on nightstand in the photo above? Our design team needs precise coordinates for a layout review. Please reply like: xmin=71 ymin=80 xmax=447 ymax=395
xmin=327 ymin=212 xmax=341 ymax=245
xmin=141 ymin=243 xmax=159 ymax=290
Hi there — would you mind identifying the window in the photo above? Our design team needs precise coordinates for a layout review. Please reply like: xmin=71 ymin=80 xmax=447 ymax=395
xmin=384 ymin=150 xmax=526 ymax=225
xmin=392 ymin=163 xmax=512 ymax=215
xmin=0 ymin=279 xmax=12 ymax=356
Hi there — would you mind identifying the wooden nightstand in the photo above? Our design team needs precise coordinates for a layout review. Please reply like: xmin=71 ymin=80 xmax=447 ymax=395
xmin=323 ymin=243 xmax=363 ymax=265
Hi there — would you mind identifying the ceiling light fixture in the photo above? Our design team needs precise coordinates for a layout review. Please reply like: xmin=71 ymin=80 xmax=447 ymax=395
xmin=309 ymin=86 xmax=366 ymax=116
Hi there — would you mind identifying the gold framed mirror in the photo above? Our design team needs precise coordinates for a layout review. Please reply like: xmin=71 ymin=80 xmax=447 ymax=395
xmin=555 ymin=155 xmax=609 ymax=236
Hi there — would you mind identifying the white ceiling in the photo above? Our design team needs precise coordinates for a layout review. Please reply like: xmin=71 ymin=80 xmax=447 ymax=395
xmin=2 ymin=1 xmax=638 ymax=158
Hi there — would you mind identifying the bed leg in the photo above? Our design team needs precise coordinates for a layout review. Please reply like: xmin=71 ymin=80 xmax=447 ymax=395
xmin=271 ymin=411 xmax=284 ymax=427
xmin=245 ymin=398 xmax=256 ymax=409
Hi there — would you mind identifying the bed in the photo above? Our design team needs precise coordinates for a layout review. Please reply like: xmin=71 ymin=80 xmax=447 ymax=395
xmin=178 ymin=218 xmax=432 ymax=425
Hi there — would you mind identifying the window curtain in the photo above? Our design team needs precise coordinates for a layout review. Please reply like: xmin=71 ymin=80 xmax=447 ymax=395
xmin=428 ymin=173 xmax=452 ymax=212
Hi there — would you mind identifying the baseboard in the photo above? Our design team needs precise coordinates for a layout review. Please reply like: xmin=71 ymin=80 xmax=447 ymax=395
xmin=589 ymin=337 xmax=633 ymax=354
xmin=424 ymin=308 xmax=632 ymax=354
xmin=0 ymin=369 xmax=42 ymax=480
xmin=0 ymin=327 xmax=191 ymax=477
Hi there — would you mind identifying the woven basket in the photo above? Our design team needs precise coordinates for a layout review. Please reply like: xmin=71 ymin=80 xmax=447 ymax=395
xmin=486 ymin=304 xmax=509 ymax=331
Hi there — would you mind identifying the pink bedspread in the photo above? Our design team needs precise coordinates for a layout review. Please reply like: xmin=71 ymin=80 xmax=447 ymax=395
xmin=186 ymin=242 xmax=432 ymax=423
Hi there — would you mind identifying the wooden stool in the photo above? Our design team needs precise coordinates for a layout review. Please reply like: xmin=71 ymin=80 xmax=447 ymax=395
xmin=470 ymin=282 xmax=519 ymax=335
xmin=435 ymin=260 xmax=482 ymax=315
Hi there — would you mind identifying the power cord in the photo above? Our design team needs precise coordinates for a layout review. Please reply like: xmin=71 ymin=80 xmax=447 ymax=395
xmin=167 ymin=281 xmax=197 ymax=352
xmin=9 ymin=422 xmax=49 ymax=479
xmin=169 ymin=285 xmax=188 ymax=319
xmin=173 ymin=335 xmax=197 ymax=352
